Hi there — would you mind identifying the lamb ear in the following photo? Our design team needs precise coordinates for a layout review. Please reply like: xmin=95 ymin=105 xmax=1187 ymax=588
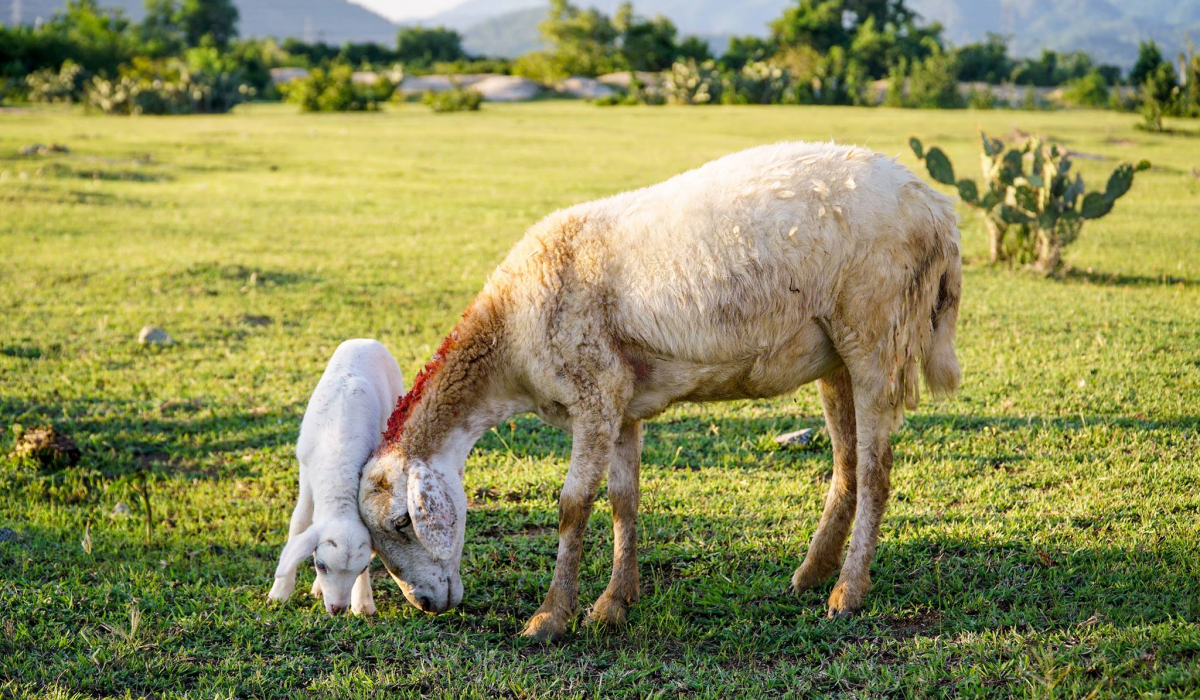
xmin=406 ymin=464 xmax=457 ymax=560
xmin=274 ymin=525 xmax=320 ymax=578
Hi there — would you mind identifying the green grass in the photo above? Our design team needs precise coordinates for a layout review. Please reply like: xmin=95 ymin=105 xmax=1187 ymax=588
xmin=1 ymin=101 xmax=1198 ymax=699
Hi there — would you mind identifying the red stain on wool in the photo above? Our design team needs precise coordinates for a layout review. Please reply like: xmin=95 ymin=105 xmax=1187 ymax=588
xmin=381 ymin=305 xmax=474 ymax=446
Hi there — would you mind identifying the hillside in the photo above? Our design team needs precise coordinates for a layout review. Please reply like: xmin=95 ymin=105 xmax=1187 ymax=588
xmin=2 ymin=0 xmax=399 ymax=45
xmin=460 ymin=8 xmax=545 ymax=59
xmin=8 ymin=0 xmax=1199 ymax=67
xmin=443 ymin=0 xmax=1200 ymax=67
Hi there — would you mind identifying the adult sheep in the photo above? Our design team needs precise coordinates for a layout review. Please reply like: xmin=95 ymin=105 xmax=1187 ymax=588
xmin=359 ymin=141 xmax=962 ymax=640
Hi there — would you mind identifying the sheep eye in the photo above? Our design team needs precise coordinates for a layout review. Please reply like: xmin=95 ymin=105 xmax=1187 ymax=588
xmin=392 ymin=514 xmax=411 ymax=531
xmin=315 ymin=561 xmax=327 ymax=574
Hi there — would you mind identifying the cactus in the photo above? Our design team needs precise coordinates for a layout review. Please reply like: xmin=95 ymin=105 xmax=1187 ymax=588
xmin=662 ymin=60 xmax=725 ymax=105
xmin=911 ymin=132 xmax=1149 ymax=274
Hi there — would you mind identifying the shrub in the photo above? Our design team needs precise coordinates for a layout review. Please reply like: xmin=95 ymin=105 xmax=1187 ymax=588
xmin=966 ymin=87 xmax=997 ymax=110
xmin=422 ymin=85 xmax=482 ymax=112
xmin=662 ymin=59 xmax=724 ymax=105
xmin=906 ymin=50 xmax=962 ymax=109
xmin=910 ymin=132 xmax=1150 ymax=274
xmin=281 ymin=62 xmax=394 ymax=112
xmin=86 ymin=50 xmax=252 ymax=115
xmin=26 ymin=60 xmax=89 ymax=103
xmin=1137 ymin=62 xmax=1180 ymax=132
xmin=1062 ymin=70 xmax=1110 ymax=108
xmin=722 ymin=61 xmax=792 ymax=105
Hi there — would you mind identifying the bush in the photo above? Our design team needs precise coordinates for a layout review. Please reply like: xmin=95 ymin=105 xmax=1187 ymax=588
xmin=86 ymin=49 xmax=252 ymax=115
xmin=662 ymin=59 xmax=724 ymax=105
xmin=911 ymin=132 xmax=1150 ymax=274
xmin=1062 ymin=70 xmax=1110 ymax=108
xmin=966 ymin=87 xmax=997 ymax=110
xmin=26 ymin=60 xmax=88 ymax=103
xmin=422 ymin=85 xmax=482 ymax=112
xmin=281 ymin=62 xmax=394 ymax=112
xmin=906 ymin=50 xmax=962 ymax=109
xmin=1137 ymin=62 xmax=1180 ymax=132
xmin=723 ymin=61 xmax=792 ymax=105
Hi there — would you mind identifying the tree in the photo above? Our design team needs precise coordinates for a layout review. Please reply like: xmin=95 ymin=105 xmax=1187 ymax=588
xmin=537 ymin=0 xmax=619 ymax=77
xmin=770 ymin=0 xmax=846 ymax=54
xmin=721 ymin=35 xmax=772 ymax=71
xmin=675 ymin=35 xmax=712 ymax=63
xmin=181 ymin=0 xmax=238 ymax=47
xmin=952 ymin=33 xmax=1012 ymax=84
xmin=141 ymin=0 xmax=238 ymax=50
xmin=613 ymin=3 xmax=678 ymax=71
xmin=1130 ymin=41 xmax=1164 ymax=87
xmin=395 ymin=26 xmax=467 ymax=67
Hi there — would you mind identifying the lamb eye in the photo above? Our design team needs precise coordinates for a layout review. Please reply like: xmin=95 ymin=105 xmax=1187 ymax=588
xmin=392 ymin=514 xmax=411 ymax=531
xmin=315 ymin=561 xmax=327 ymax=574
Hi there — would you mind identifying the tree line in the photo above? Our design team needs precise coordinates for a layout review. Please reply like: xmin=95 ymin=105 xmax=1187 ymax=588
xmin=3 ymin=0 xmax=1198 ymax=121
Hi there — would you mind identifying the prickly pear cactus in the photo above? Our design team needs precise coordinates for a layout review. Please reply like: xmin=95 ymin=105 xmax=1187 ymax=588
xmin=910 ymin=132 xmax=1150 ymax=274
xmin=662 ymin=60 xmax=725 ymax=105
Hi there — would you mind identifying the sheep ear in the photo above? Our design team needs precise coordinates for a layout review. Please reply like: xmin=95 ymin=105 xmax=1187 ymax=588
xmin=407 ymin=464 xmax=457 ymax=560
xmin=274 ymin=525 xmax=320 ymax=578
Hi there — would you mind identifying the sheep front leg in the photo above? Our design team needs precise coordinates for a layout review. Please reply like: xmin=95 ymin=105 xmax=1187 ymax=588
xmin=268 ymin=476 xmax=314 ymax=602
xmin=521 ymin=415 xmax=619 ymax=641
xmin=350 ymin=567 xmax=376 ymax=616
xmin=587 ymin=420 xmax=642 ymax=628
xmin=792 ymin=367 xmax=858 ymax=593
xmin=827 ymin=398 xmax=894 ymax=617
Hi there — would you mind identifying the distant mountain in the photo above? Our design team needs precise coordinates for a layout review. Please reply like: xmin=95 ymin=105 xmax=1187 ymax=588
xmin=461 ymin=8 xmax=545 ymax=59
xmin=7 ymin=0 xmax=1199 ymax=67
xmin=907 ymin=0 xmax=1200 ymax=67
xmin=1 ymin=0 xmax=399 ymax=45
xmin=438 ymin=0 xmax=1200 ymax=67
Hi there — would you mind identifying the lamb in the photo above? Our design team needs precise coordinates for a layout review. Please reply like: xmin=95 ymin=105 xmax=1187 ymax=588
xmin=268 ymin=339 xmax=405 ymax=615
xmin=357 ymin=141 xmax=962 ymax=638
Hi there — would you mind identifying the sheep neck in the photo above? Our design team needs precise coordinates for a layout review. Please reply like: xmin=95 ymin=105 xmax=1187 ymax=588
xmin=381 ymin=299 xmax=511 ymax=463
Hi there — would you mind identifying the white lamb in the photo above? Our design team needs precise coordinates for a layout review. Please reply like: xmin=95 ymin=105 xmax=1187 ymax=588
xmin=267 ymin=339 xmax=405 ymax=615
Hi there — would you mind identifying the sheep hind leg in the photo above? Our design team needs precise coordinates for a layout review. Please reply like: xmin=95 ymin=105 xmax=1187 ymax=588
xmin=791 ymin=366 xmax=858 ymax=594
xmin=827 ymin=382 xmax=896 ymax=618
xmin=586 ymin=420 xmax=643 ymax=628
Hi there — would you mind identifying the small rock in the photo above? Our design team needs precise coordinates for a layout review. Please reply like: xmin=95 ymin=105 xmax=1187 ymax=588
xmin=112 ymin=502 xmax=130 ymax=516
xmin=0 ymin=528 xmax=17 ymax=543
xmin=13 ymin=425 xmax=80 ymax=469
xmin=138 ymin=325 xmax=173 ymax=345
xmin=41 ymin=143 xmax=70 ymax=155
xmin=774 ymin=428 xmax=814 ymax=447
xmin=18 ymin=144 xmax=45 ymax=156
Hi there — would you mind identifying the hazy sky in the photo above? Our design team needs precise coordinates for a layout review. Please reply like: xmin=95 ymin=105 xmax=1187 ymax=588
xmin=349 ymin=0 xmax=466 ymax=21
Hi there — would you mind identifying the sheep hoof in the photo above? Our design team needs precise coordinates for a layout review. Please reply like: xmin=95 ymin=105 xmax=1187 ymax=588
xmin=789 ymin=564 xmax=829 ymax=594
xmin=310 ymin=578 xmax=323 ymax=597
xmin=351 ymin=601 xmax=376 ymax=617
xmin=585 ymin=594 xmax=629 ymax=628
xmin=826 ymin=579 xmax=868 ymax=618
xmin=520 ymin=611 xmax=567 ymax=642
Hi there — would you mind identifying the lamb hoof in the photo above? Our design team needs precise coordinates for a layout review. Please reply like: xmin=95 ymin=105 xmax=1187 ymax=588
xmin=520 ymin=612 xmax=567 ymax=642
xmin=585 ymin=594 xmax=630 ymax=628
xmin=826 ymin=579 xmax=868 ymax=618
xmin=310 ymin=578 xmax=323 ymax=597
xmin=351 ymin=601 xmax=376 ymax=617
xmin=267 ymin=578 xmax=294 ymax=603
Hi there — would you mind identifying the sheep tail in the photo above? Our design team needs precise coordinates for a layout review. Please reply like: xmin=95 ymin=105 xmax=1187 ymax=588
xmin=921 ymin=254 xmax=962 ymax=397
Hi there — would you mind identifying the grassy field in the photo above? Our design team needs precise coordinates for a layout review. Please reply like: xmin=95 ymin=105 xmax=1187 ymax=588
xmin=1 ymin=101 xmax=1198 ymax=699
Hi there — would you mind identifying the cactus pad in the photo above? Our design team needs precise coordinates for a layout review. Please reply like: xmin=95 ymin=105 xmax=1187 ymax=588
xmin=923 ymin=147 xmax=956 ymax=185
